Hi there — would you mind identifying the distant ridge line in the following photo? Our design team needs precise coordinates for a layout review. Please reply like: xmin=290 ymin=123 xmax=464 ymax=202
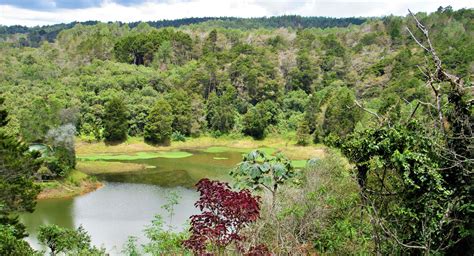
xmin=0 ymin=15 xmax=367 ymax=47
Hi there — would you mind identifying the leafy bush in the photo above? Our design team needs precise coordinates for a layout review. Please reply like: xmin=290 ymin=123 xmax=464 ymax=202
xmin=121 ymin=236 xmax=140 ymax=256
xmin=122 ymin=190 xmax=190 ymax=255
xmin=171 ymin=131 xmax=186 ymax=142
xmin=142 ymin=215 xmax=190 ymax=255
xmin=43 ymin=146 xmax=75 ymax=178
xmin=231 ymin=150 xmax=296 ymax=208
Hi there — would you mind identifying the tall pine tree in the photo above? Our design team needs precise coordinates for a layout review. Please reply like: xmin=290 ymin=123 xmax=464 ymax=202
xmin=144 ymin=98 xmax=173 ymax=145
xmin=103 ymin=97 xmax=128 ymax=143
xmin=0 ymin=97 xmax=41 ymax=243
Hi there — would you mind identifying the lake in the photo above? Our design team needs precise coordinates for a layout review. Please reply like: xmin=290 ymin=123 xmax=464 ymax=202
xmin=20 ymin=149 xmax=244 ymax=255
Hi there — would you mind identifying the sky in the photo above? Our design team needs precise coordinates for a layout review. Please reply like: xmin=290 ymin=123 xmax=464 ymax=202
xmin=0 ymin=0 xmax=472 ymax=27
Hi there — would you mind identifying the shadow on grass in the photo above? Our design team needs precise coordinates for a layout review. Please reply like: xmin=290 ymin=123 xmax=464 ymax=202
xmin=104 ymin=139 xmax=126 ymax=146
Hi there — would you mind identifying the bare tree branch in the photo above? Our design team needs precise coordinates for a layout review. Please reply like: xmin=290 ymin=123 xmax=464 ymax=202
xmin=406 ymin=27 xmax=429 ymax=52
xmin=405 ymin=9 xmax=473 ymax=134
xmin=354 ymin=99 xmax=381 ymax=120
xmin=407 ymin=102 xmax=421 ymax=122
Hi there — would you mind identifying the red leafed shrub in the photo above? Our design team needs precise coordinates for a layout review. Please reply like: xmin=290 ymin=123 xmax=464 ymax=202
xmin=183 ymin=178 xmax=261 ymax=254
xmin=244 ymin=244 xmax=271 ymax=256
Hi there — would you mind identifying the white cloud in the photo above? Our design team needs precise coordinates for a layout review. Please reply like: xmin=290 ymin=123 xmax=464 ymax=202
xmin=0 ymin=0 xmax=472 ymax=26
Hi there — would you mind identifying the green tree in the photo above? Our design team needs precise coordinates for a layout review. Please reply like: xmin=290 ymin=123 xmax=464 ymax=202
xmin=242 ymin=101 xmax=279 ymax=139
xmin=303 ymin=88 xmax=331 ymax=133
xmin=166 ymin=90 xmax=192 ymax=136
xmin=154 ymin=40 xmax=172 ymax=69
xmin=384 ymin=16 xmax=403 ymax=45
xmin=80 ymin=104 xmax=105 ymax=142
xmin=242 ymin=106 xmax=268 ymax=140
xmin=296 ymin=119 xmax=310 ymax=146
xmin=114 ymin=33 xmax=148 ymax=65
xmin=190 ymin=95 xmax=206 ymax=137
xmin=0 ymin=97 xmax=41 ymax=239
xmin=288 ymin=50 xmax=317 ymax=93
xmin=203 ymin=29 xmax=218 ymax=55
xmin=114 ymin=29 xmax=191 ymax=66
xmin=322 ymin=34 xmax=346 ymax=57
xmin=340 ymin=17 xmax=473 ymax=253
xmin=206 ymin=90 xmax=236 ymax=134
xmin=322 ymin=87 xmax=361 ymax=139
xmin=103 ymin=97 xmax=128 ymax=143
xmin=20 ymin=96 xmax=62 ymax=142
xmin=283 ymin=90 xmax=308 ymax=114
xmin=0 ymin=224 xmax=37 ymax=255
xmin=144 ymin=98 xmax=173 ymax=145
xmin=256 ymin=100 xmax=280 ymax=126
xmin=38 ymin=224 xmax=105 ymax=256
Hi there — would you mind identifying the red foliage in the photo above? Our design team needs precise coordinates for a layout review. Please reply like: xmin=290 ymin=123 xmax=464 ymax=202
xmin=183 ymin=179 xmax=261 ymax=254
xmin=244 ymin=244 xmax=271 ymax=256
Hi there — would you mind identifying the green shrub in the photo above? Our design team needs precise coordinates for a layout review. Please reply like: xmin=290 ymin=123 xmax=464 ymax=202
xmin=171 ymin=131 xmax=186 ymax=142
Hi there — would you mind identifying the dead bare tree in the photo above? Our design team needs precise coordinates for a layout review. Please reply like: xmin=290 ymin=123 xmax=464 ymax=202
xmin=407 ymin=9 xmax=473 ymax=167
xmin=406 ymin=9 xmax=473 ymax=136
xmin=405 ymin=9 xmax=473 ymax=254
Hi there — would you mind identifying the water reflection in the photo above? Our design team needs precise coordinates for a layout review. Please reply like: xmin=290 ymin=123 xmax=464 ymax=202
xmin=96 ymin=150 xmax=243 ymax=187
xmin=22 ymin=183 xmax=199 ymax=255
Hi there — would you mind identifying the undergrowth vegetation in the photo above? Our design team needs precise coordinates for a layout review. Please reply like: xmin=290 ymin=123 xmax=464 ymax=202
xmin=243 ymin=150 xmax=371 ymax=254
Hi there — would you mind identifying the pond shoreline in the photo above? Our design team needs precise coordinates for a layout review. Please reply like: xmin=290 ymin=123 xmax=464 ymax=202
xmin=43 ymin=136 xmax=325 ymax=199
xmin=37 ymin=171 xmax=104 ymax=200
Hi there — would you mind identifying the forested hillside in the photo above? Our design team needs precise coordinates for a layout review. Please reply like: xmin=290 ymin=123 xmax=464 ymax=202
xmin=0 ymin=16 xmax=365 ymax=47
xmin=0 ymin=6 xmax=472 ymax=255
xmin=0 ymin=7 xmax=471 ymax=144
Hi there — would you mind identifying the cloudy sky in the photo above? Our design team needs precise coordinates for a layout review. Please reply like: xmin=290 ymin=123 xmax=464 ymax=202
xmin=0 ymin=0 xmax=472 ymax=27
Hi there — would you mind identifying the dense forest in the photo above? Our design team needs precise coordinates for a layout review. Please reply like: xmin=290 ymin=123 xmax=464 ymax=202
xmin=0 ymin=6 xmax=473 ymax=255
xmin=0 ymin=16 xmax=366 ymax=47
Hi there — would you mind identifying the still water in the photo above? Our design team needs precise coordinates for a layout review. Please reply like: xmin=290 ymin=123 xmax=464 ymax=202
xmin=20 ymin=150 xmax=243 ymax=255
